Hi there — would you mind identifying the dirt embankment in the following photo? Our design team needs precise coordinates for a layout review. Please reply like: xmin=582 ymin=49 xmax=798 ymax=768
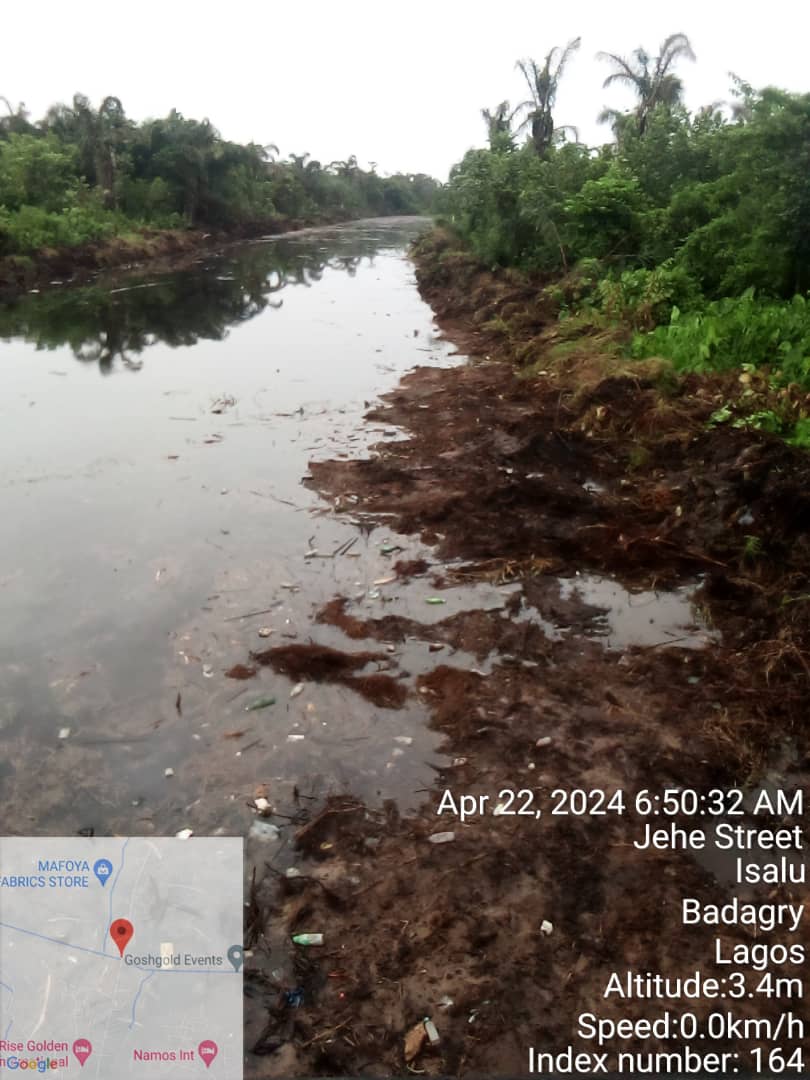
xmin=243 ymin=229 xmax=810 ymax=1077
xmin=0 ymin=213 xmax=350 ymax=300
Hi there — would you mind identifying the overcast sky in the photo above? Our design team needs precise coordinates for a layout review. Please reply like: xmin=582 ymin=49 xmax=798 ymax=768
xmin=5 ymin=0 xmax=808 ymax=180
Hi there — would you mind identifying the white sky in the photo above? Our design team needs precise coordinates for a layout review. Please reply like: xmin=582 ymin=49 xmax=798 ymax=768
xmin=5 ymin=0 xmax=809 ymax=180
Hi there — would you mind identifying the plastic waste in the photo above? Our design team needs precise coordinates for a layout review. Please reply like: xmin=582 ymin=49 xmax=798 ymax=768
xmin=428 ymin=831 xmax=455 ymax=844
xmin=540 ymin=919 xmax=553 ymax=936
xmin=245 ymin=695 xmax=276 ymax=711
xmin=291 ymin=933 xmax=323 ymax=946
xmin=426 ymin=597 xmax=446 ymax=605
xmin=423 ymin=1018 xmax=440 ymax=1046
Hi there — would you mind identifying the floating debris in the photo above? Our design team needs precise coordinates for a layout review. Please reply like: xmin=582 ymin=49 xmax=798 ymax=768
xmin=289 ymin=682 xmax=304 ymax=699
xmin=202 ymin=664 xmax=214 ymax=678
xmin=245 ymin=695 xmax=276 ymax=712
xmin=225 ymin=664 xmax=257 ymax=680
xmin=426 ymin=597 xmax=446 ymax=605
xmin=249 ymin=821 xmax=280 ymax=841
xmin=58 ymin=727 xmax=71 ymax=740
xmin=428 ymin=831 xmax=455 ymax=844
xmin=211 ymin=394 xmax=236 ymax=414
xmin=257 ymin=627 xmax=273 ymax=638
xmin=175 ymin=828 xmax=193 ymax=839
xmin=164 ymin=767 xmax=175 ymax=778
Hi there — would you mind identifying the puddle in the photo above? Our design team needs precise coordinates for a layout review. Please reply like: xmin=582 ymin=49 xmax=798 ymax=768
xmin=559 ymin=572 xmax=716 ymax=650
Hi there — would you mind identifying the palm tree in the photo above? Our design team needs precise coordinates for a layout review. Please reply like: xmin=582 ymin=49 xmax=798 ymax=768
xmin=327 ymin=155 xmax=359 ymax=178
xmin=43 ymin=94 xmax=128 ymax=206
xmin=514 ymin=38 xmax=581 ymax=157
xmin=597 ymin=33 xmax=695 ymax=137
xmin=0 ymin=97 xmax=33 ymax=137
xmin=481 ymin=101 xmax=520 ymax=150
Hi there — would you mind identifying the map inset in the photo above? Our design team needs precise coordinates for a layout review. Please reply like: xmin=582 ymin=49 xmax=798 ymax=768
xmin=0 ymin=837 xmax=243 ymax=1077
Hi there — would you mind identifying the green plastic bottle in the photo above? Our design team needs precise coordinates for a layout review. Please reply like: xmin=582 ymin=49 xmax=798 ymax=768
xmin=292 ymin=933 xmax=323 ymax=946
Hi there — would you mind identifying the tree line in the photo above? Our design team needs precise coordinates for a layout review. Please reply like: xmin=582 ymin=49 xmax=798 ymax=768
xmin=0 ymin=95 xmax=439 ymax=256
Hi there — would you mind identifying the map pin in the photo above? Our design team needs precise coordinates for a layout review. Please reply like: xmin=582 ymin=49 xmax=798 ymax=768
xmin=109 ymin=917 xmax=134 ymax=957
xmin=93 ymin=858 xmax=113 ymax=886
xmin=227 ymin=945 xmax=244 ymax=972
xmin=198 ymin=1040 xmax=218 ymax=1069
xmin=72 ymin=1039 xmax=93 ymax=1068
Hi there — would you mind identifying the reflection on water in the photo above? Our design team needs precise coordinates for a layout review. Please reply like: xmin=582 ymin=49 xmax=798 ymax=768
xmin=0 ymin=216 xmax=461 ymax=837
xmin=0 ymin=223 xmax=417 ymax=373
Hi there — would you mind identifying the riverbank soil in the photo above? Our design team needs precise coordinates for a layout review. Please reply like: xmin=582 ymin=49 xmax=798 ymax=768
xmin=245 ymin=230 xmax=810 ymax=1076
xmin=0 ymin=213 xmax=349 ymax=300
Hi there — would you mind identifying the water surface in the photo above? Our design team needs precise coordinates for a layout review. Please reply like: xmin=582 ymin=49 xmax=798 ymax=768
xmin=0 ymin=217 xmax=457 ymax=837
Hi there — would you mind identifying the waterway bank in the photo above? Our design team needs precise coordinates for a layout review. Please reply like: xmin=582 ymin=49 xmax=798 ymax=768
xmin=0 ymin=211 xmax=366 ymax=301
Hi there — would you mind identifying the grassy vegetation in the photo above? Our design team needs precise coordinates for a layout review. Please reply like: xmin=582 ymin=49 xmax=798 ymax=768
xmin=437 ymin=35 xmax=810 ymax=443
xmin=0 ymin=97 xmax=439 ymax=258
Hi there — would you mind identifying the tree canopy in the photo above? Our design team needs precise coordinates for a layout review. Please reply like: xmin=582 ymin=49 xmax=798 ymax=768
xmin=0 ymin=95 xmax=440 ymax=256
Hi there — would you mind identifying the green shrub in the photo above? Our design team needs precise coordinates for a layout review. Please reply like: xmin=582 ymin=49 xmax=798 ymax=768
xmin=632 ymin=290 xmax=810 ymax=387
xmin=0 ymin=202 xmax=125 ymax=254
xmin=596 ymin=262 xmax=700 ymax=330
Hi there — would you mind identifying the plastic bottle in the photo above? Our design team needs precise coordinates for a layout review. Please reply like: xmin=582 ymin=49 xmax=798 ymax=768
xmin=292 ymin=933 xmax=323 ymax=946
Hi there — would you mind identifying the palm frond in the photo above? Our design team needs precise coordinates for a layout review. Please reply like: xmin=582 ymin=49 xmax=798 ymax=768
xmin=516 ymin=58 xmax=541 ymax=104
xmin=597 ymin=52 xmax=639 ymax=90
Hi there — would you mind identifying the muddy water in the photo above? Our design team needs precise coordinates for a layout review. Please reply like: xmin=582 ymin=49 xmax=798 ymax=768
xmin=0 ymin=217 xmax=461 ymax=838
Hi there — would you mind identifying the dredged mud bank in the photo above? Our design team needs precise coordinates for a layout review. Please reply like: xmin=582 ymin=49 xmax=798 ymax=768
xmin=243 ymin=231 xmax=810 ymax=1076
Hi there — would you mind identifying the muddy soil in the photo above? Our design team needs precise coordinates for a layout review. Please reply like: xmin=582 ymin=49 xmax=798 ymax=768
xmin=239 ymin=233 xmax=810 ymax=1076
